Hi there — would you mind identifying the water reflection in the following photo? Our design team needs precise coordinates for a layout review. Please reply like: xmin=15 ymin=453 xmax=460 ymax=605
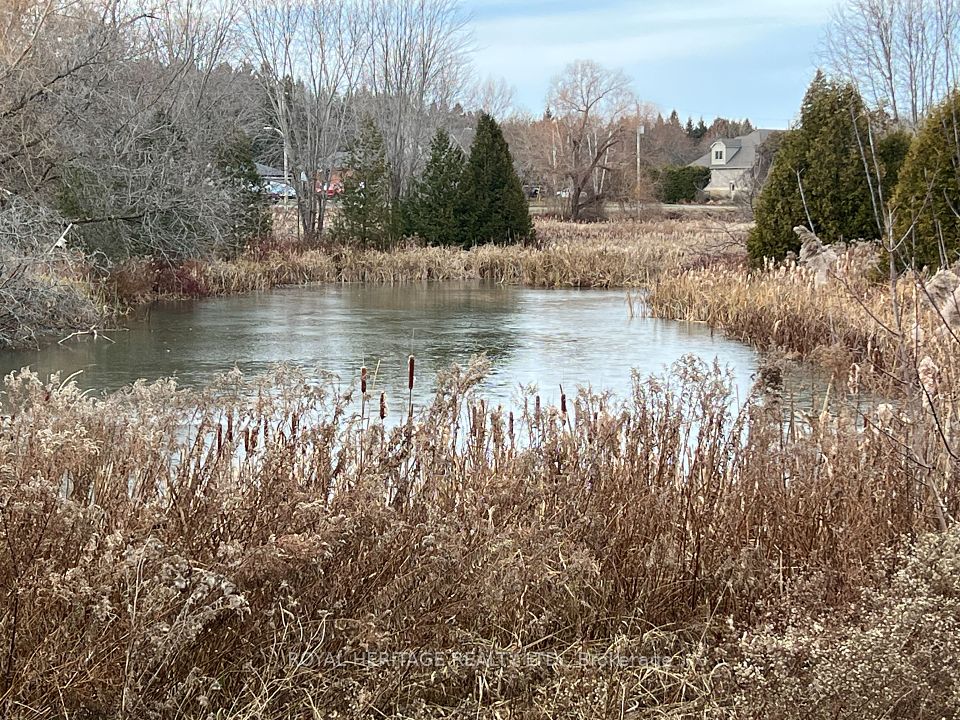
xmin=0 ymin=282 xmax=760 ymax=407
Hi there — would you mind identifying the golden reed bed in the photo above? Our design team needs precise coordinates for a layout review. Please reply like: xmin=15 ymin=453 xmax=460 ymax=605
xmin=103 ymin=216 xmax=748 ymax=302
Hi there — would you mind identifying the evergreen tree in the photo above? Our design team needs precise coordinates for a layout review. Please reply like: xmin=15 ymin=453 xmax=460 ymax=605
xmin=406 ymin=129 xmax=465 ymax=246
xmin=334 ymin=117 xmax=392 ymax=248
xmin=892 ymin=90 xmax=960 ymax=268
xmin=685 ymin=117 xmax=695 ymax=138
xmin=694 ymin=117 xmax=708 ymax=140
xmin=460 ymin=112 xmax=532 ymax=247
xmin=748 ymin=72 xmax=892 ymax=263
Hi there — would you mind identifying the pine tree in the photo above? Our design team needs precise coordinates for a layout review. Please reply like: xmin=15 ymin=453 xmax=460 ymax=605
xmin=748 ymin=71 xmax=891 ymax=263
xmin=892 ymin=90 xmax=960 ymax=269
xmin=694 ymin=118 xmax=708 ymax=140
xmin=334 ymin=118 xmax=392 ymax=248
xmin=406 ymin=129 xmax=465 ymax=246
xmin=460 ymin=112 xmax=532 ymax=247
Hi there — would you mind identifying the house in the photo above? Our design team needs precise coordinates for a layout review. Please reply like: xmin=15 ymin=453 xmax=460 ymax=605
xmin=690 ymin=129 xmax=776 ymax=200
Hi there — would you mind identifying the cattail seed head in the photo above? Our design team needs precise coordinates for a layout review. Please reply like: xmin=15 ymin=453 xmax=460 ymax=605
xmin=360 ymin=365 xmax=368 ymax=394
xmin=379 ymin=392 xmax=387 ymax=420
xmin=560 ymin=385 xmax=567 ymax=415
xmin=408 ymin=355 xmax=415 ymax=391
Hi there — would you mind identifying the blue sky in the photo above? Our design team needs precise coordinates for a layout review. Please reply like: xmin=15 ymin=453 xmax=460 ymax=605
xmin=467 ymin=0 xmax=837 ymax=129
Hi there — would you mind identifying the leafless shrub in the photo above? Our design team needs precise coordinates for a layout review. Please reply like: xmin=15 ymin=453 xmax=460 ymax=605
xmin=0 ymin=197 xmax=103 ymax=348
xmin=732 ymin=527 xmax=960 ymax=718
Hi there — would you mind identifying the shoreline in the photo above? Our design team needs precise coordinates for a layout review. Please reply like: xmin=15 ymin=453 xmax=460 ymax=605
xmin=5 ymin=216 xmax=746 ymax=352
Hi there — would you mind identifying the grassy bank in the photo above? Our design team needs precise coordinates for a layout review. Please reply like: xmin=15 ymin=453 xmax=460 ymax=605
xmin=102 ymin=217 xmax=747 ymax=303
xmin=647 ymin=255 xmax=948 ymax=394
xmin=3 ymin=218 xmax=959 ymax=717
xmin=1 ymin=352 xmax=957 ymax=718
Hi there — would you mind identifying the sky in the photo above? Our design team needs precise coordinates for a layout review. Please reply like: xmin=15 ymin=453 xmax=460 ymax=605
xmin=467 ymin=0 xmax=838 ymax=129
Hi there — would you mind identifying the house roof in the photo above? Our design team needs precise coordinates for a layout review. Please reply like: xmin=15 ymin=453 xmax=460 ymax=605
xmin=691 ymin=129 xmax=776 ymax=170
xmin=255 ymin=162 xmax=285 ymax=179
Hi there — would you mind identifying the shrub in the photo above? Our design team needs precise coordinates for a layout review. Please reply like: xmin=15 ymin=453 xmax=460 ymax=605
xmin=734 ymin=527 xmax=960 ymax=719
xmin=657 ymin=165 xmax=711 ymax=203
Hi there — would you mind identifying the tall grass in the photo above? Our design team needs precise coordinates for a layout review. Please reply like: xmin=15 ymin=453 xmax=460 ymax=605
xmin=646 ymin=257 xmax=954 ymax=393
xmin=1 ymin=347 xmax=955 ymax=718
xmin=102 ymin=217 xmax=745 ymax=304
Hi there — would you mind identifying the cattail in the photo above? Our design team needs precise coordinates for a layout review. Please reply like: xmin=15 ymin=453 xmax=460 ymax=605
xmin=407 ymin=355 xmax=415 ymax=391
xmin=535 ymin=395 xmax=541 ymax=421
xmin=379 ymin=392 xmax=387 ymax=420
xmin=360 ymin=365 xmax=368 ymax=395
xmin=508 ymin=410 xmax=515 ymax=445
xmin=560 ymin=385 xmax=567 ymax=415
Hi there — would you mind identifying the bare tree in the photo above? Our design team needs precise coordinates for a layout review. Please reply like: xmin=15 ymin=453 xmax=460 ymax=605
xmin=825 ymin=0 xmax=960 ymax=126
xmin=471 ymin=75 xmax=515 ymax=119
xmin=244 ymin=0 xmax=369 ymax=244
xmin=363 ymin=0 xmax=472 ymax=200
xmin=546 ymin=60 xmax=635 ymax=221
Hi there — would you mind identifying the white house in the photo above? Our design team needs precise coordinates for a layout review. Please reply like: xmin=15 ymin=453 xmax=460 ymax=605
xmin=690 ymin=129 xmax=776 ymax=200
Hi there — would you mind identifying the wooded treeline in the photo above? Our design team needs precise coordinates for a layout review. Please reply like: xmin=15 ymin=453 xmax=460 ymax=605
xmin=0 ymin=0 xmax=755 ymax=263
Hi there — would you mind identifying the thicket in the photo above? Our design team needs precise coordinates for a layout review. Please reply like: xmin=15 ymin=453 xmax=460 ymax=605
xmin=3 ymin=334 xmax=958 ymax=718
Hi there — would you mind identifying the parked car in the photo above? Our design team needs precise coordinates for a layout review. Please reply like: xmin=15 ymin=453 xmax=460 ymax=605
xmin=265 ymin=181 xmax=296 ymax=202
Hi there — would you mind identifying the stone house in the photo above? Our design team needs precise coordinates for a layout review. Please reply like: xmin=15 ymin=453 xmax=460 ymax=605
xmin=690 ymin=128 xmax=775 ymax=200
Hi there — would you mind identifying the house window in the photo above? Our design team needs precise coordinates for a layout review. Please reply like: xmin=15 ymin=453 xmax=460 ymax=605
xmin=714 ymin=150 xmax=723 ymax=160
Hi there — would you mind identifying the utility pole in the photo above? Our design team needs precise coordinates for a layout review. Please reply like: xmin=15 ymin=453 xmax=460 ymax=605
xmin=636 ymin=103 xmax=645 ymax=211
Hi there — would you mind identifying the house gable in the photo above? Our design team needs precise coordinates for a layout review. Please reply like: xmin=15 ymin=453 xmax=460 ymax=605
xmin=689 ymin=129 xmax=777 ymax=199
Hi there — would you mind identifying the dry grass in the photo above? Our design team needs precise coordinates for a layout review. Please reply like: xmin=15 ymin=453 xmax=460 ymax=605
xmin=646 ymin=255 xmax=953 ymax=393
xmin=1 ymin=340 xmax=957 ymax=718
xmin=102 ymin=217 xmax=748 ymax=304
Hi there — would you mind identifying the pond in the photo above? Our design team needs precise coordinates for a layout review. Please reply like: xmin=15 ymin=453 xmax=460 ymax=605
xmin=0 ymin=283 xmax=762 ymax=408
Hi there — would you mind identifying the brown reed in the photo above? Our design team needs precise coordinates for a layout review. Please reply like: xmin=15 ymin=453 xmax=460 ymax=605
xmin=0 ymin=349 xmax=956 ymax=718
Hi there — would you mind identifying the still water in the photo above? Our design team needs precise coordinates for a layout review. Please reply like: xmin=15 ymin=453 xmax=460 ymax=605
xmin=0 ymin=283 xmax=761 ymax=407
